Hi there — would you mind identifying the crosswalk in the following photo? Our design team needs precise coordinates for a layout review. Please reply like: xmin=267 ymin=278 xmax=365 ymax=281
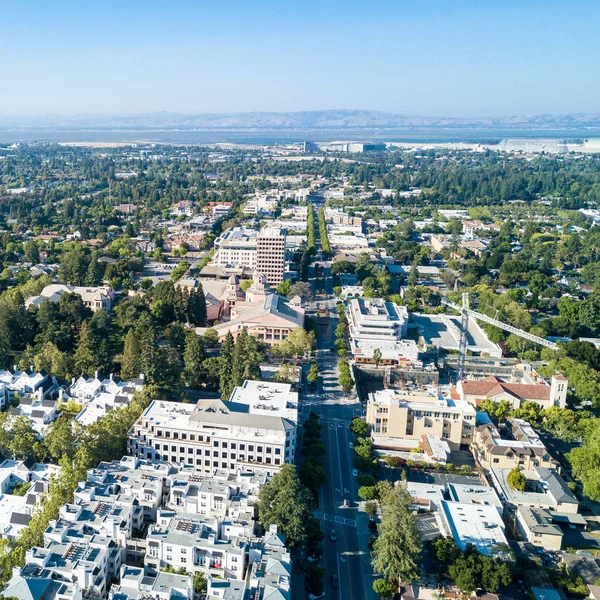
xmin=323 ymin=513 xmax=356 ymax=527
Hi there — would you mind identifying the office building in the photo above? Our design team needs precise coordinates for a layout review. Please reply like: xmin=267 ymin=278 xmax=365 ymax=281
xmin=256 ymin=226 xmax=286 ymax=284
xmin=128 ymin=383 xmax=298 ymax=475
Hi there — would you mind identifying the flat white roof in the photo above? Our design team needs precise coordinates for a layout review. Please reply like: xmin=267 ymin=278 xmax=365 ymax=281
xmin=440 ymin=500 xmax=507 ymax=556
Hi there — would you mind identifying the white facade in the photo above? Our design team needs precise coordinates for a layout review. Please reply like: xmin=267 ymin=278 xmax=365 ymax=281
xmin=214 ymin=227 xmax=258 ymax=269
xmin=129 ymin=393 xmax=297 ymax=476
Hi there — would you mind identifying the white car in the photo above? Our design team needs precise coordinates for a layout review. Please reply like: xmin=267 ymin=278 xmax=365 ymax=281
xmin=348 ymin=442 xmax=354 ymax=449
xmin=352 ymin=469 xmax=358 ymax=477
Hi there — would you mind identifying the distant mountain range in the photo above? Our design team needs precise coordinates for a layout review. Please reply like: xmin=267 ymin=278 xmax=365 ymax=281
xmin=2 ymin=109 xmax=600 ymax=131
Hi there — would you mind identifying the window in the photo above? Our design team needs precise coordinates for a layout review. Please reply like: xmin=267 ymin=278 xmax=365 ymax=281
xmin=239 ymin=444 xmax=245 ymax=451
xmin=231 ymin=443 xmax=236 ymax=450
xmin=275 ymin=448 xmax=281 ymax=455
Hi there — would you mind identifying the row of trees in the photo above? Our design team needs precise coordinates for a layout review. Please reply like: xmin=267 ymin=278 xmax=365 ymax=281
xmin=317 ymin=207 xmax=331 ymax=257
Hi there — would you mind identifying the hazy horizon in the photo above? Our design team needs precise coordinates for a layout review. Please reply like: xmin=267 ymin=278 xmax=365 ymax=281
xmin=2 ymin=1 xmax=600 ymax=117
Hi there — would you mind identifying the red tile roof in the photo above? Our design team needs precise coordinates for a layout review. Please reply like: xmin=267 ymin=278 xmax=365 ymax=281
xmin=461 ymin=376 xmax=551 ymax=401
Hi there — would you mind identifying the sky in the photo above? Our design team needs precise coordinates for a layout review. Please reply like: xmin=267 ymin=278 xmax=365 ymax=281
xmin=1 ymin=0 xmax=599 ymax=118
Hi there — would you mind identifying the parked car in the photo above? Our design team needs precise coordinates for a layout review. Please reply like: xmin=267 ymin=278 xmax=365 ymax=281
xmin=332 ymin=575 xmax=339 ymax=588
xmin=330 ymin=529 xmax=337 ymax=541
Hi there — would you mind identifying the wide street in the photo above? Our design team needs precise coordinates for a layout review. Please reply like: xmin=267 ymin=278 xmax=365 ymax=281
xmin=302 ymin=257 xmax=377 ymax=600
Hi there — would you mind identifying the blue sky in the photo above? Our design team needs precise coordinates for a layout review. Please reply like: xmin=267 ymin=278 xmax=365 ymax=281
xmin=1 ymin=0 xmax=599 ymax=117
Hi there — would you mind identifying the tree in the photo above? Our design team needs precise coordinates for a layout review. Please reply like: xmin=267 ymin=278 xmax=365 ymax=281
xmin=569 ymin=419 xmax=600 ymax=501
xmin=289 ymin=281 xmax=314 ymax=301
xmin=338 ymin=359 xmax=355 ymax=393
xmin=276 ymin=279 xmax=292 ymax=295
xmin=272 ymin=327 xmax=315 ymax=359
xmin=359 ymin=486 xmax=377 ymax=500
xmin=203 ymin=328 xmax=219 ymax=346
xmin=507 ymin=467 xmax=526 ymax=491
xmin=351 ymin=417 xmax=369 ymax=436
xmin=74 ymin=321 xmax=96 ymax=376
xmin=184 ymin=333 xmax=206 ymax=388
xmin=365 ymin=501 xmax=378 ymax=519
xmin=8 ymin=417 xmax=40 ymax=460
xmin=448 ymin=545 xmax=512 ymax=594
xmin=306 ymin=362 xmax=318 ymax=387
xmin=44 ymin=416 xmax=80 ymax=461
xmin=193 ymin=572 xmax=207 ymax=595
xmin=373 ymin=579 xmax=396 ymax=599
xmin=371 ymin=484 xmax=421 ymax=586
xmin=121 ymin=329 xmax=142 ymax=380
xmin=478 ymin=399 xmax=511 ymax=423
xmin=373 ymin=347 xmax=383 ymax=368
xmin=257 ymin=463 xmax=312 ymax=546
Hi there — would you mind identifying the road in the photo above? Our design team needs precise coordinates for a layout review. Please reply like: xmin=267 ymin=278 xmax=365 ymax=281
xmin=302 ymin=261 xmax=376 ymax=600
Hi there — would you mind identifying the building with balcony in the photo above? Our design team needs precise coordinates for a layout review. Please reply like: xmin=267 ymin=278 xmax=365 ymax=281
xmin=366 ymin=387 xmax=476 ymax=451
xmin=473 ymin=418 xmax=557 ymax=471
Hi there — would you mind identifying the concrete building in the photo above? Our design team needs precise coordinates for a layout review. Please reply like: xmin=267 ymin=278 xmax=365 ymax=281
xmin=346 ymin=298 xmax=419 ymax=365
xmin=129 ymin=386 xmax=298 ymax=475
xmin=256 ymin=225 xmax=286 ymax=285
xmin=214 ymin=227 xmax=258 ymax=270
xmin=366 ymin=387 xmax=476 ymax=451
xmin=457 ymin=375 xmax=568 ymax=409
xmin=473 ymin=418 xmax=557 ymax=471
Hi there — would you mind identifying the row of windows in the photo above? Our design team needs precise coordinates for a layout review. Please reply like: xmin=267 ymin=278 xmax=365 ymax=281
xmin=155 ymin=444 xmax=283 ymax=457
xmin=150 ymin=454 xmax=283 ymax=467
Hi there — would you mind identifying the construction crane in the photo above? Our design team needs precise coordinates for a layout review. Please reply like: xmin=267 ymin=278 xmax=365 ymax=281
xmin=441 ymin=293 xmax=558 ymax=380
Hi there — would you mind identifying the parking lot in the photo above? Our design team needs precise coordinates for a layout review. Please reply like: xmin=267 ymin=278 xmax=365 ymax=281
xmin=406 ymin=470 xmax=483 ymax=487
xmin=416 ymin=513 xmax=442 ymax=541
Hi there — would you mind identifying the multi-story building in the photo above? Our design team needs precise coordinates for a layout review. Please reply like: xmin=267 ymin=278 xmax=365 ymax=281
xmin=366 ymin=387 xmax=476 ymax=451
xmin=457 ymin=374 xmax=568 ymax=409
xmin=109 ymin=565 xmax=193 ymax=600
xmin=256 ymin=225 xmax=286 ymax=284
xmin=128 ymin=384 xmax=297 ymax=475
xmin=215 ymin=227 xmax=258 ymax=270
xmin=346 ymin=297 xmax=419 ymax=366
xmin=204 ymin=293 xmax=305 ymax=347
xmin=473 ymin=418 xmax=557 ymax=471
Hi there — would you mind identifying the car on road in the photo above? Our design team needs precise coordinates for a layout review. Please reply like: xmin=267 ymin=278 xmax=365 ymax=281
xmin=330 ymin=529 xmax=337 ymax=541
xmin=331 ymin=575 xmax=339 ymax=588
xmin=348 ymin=442 xmax=354 ymax=449
xmin=352 ymin=469 xmax=358 ymax=477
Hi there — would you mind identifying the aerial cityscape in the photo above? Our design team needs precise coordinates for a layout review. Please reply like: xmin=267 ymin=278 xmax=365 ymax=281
xmin=2 ymin=2 xmax=600 ymax=600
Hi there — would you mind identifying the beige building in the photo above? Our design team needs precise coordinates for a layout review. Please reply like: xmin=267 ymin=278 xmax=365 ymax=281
xmin=366 ymin=387 xmax=476 ymax=451
xmin=256 ymin=226 xmax=286 ymax=284
xmin=457 ymin=374 xmax=568 ymax=409
xmin=516 ymin=506 xmax=563 ymax=550
xmin=473 ymin=418 xmax=557 ymax=471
